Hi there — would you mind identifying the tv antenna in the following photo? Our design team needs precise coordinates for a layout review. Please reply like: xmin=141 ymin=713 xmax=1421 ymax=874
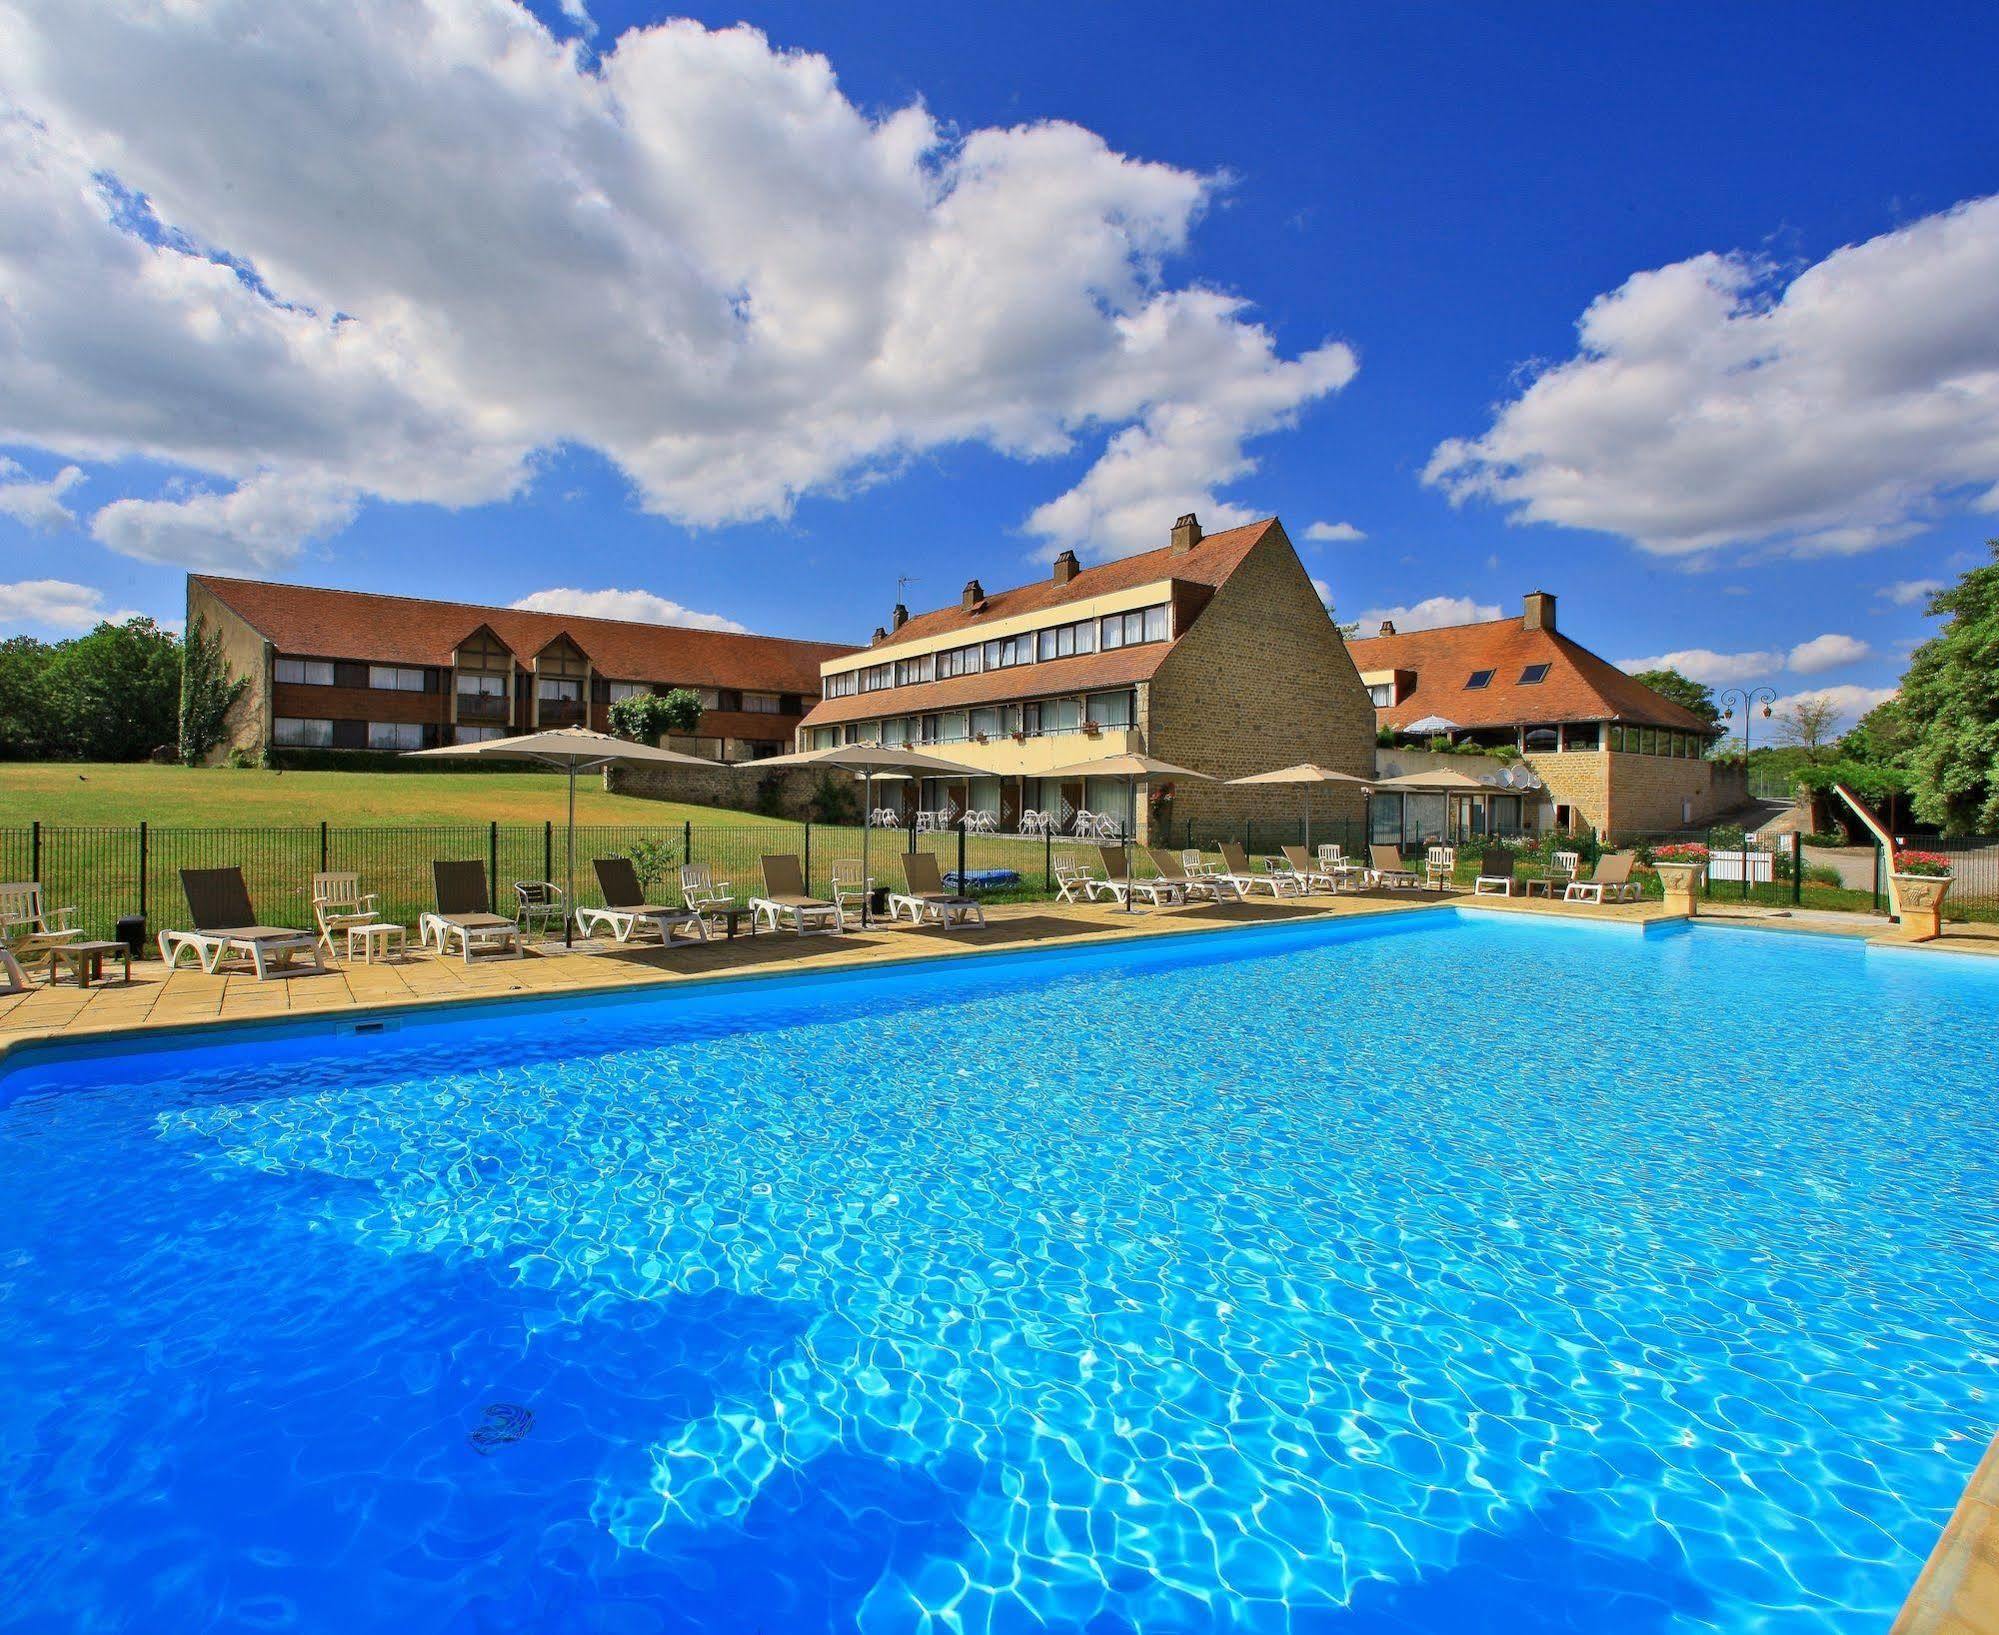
xmin=896 ymin=574 xmax=920 ymax=605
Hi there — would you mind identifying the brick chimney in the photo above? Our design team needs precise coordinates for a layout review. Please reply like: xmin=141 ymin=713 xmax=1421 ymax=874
xmin=1378 ymin=619 xmax=1397 ymax=636
xmin=871 ymin=625 xmax=888 ymax=646
xmin=1170 ymin=512 xmax=1202 ymax=555
xmin=891 ymin=602 xmax=909 ymax=630
xmin=1523 ymin=590 xmax=1556 ymax=632
xmin=1051 ymin=549 xmax=1080 ymax=586
xmin=961 ymin=578 xmax=985 ymax=611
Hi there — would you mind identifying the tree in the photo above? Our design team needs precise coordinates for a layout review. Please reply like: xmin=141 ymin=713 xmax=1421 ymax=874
xmin=0 ymin=635 xmax=57 ymax=758
xmin=177 ymin=614 xmax=247 ymax=765
xmin=1900 ymin=541 xmax=1999 ymax=835
xmin=608 ymin=687 xmax=704 ymax=745
xmin=1837 ymin=696 xmax=1914 ymax=768
xmin=1628 ymin=667 xmax=1720 ymax=724
xmin=40 ymin=617 xmax=182 ymax=761
xmin=1772 ymin=694 xmax=1842 ymax=760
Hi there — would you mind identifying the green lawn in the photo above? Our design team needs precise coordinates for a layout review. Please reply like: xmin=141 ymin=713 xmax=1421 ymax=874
xmin=0 ymin=761 xmax=780 ymax=829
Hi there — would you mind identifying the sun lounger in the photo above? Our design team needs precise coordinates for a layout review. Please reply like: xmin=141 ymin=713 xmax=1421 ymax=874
xmin=311 ymin=871 xmax=380 ymax=952
xmin=1219 ymin=842 xmax=1304 ymax=899
xmin=751 ymin=854 xmax=845 ymax=936
xmin=1148 ymin=848 xmax=1241 ymax=902
xmin=887 ymin=851 xmax=987 ymax=928
xmin=159 ymin=868 xmax=326 ymax=978
xmin=1096 ymin=844 xmax=1183 ymax=907
xmin=421 ymin=861 xmax=525 ymax=963
xmin=576 ymin=857 xmax=709 ymax=945
xmin=1281 ymin=846 xmax=1341 ymax=893
xmin=1473 ymin=849 xmax=1515 ymax=896
xmin=1564 ymin=851 xmax=1643 ymax=905
xmin=1367 ymin=845 xmax=1422 ymax=890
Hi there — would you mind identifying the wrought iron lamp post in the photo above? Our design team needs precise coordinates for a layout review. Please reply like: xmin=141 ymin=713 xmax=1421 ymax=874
xmin=1717 ymin=687 xmax=1777 ymax=900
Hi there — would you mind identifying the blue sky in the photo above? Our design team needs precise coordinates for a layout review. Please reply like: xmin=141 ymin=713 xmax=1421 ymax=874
xmin=4 ymin=1 xmax=1997 ymax=728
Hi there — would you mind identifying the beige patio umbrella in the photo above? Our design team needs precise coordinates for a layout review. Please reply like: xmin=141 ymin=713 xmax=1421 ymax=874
xmin=753 ymin=742 xmax=989 ymax=927
xmin=1225 ymin=763 xmax=1374 ymax=852
xmin=406 ymin=727 xmax=729 ymax=946
xmin=1039 ymin=751 xmax=1214 ymax=914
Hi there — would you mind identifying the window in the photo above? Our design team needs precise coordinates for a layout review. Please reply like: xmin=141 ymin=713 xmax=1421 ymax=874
xmin=740 ymin=692 xmax=782 ymax=714
xmin=1040 ymin=696 xmax=1082 ymax=734
xmin=859 ymin=663 xmax=894 ymax=693
xmin=369 ymin=665 xmax=426 ymax=692
xmin=811 ymin=728 xmax=837 ymax=749
xmin=537 ymin=677 xmax=582 ymax=702
xmin=894 ymin=655 xmax=935 ymax=687
xmin=457 ymin=672 xmax=506 ymax=698
xmin=1639 ymin=727 xmax=1658 ymax=756
xmin=881 ymin=717 xmax=912 ymax=746
xmin=1465 ymin=669 xmax=1495 ymax=690
xmin=273 ymin=716 xmax=333 ymax=747
xmin=454 ymin=724 xmax=504 ymax=744
xmin=367 ymin=721 xmax=424 ymax=750
xmin=276 ymin=658 xmax=334 ymax=686
xmin=1522 ymin=725 xmax=1560 ymax=752
xmin=970 ymin=707 xmax=1002 ymax=739
xmin=1562 ymin=722 xmax=1601 ymax=752
xmin=605 ymin=681 xmax=649 ymax=703
xmin=1086 ymin=690 xmax=1134 ymax=729
xmin=936 ymin=711 xmax=969 ymax=743
xmin=1144 ymin=605 xmax=1169 ymax=643
xmin=1519 ymin=664 xmax=1550 ymax=685
xmin=1609 ymin=724 xmax=1627 ymax=752
xmin=1099 ymin=604 xmax=1168 ymax=652
xmin=989 ymin=633 xmax=1033 ymax=668
xmin=1367 ymin=683 xmax=1395 ymax=708
xmin=824 ymin=671 xmax=859 ymax=699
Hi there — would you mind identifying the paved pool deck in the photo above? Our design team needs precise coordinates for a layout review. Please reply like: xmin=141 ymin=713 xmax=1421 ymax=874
xmin=1 ymin=884 xmax=1990 ymax=1633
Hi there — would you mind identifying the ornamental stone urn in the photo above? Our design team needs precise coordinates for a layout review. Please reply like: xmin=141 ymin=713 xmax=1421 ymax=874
xmin=1652 ymin=859 xmax=1703 ymax=916
xmin=1890 ymin=872 xmax=1952 ymax=942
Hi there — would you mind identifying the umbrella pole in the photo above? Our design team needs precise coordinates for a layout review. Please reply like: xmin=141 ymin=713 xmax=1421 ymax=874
xmin=861 ymin=771 xmax=871 ymax=929
xmin=1126 ymin=774 xmax=1136 ymax=914
xmin=565 ymin=762 xmax=576 ymax=947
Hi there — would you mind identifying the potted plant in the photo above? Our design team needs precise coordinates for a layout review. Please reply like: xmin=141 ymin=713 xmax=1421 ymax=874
xmin=1650 ymin=842 xmax=1706 ymax=914
xmin=1890 ymin=850 xmax=1953 ymax=940
xmin=1081 ymin=720 xmax=1102 ymax=738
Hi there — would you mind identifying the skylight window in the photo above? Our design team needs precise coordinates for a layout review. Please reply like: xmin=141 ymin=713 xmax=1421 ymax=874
xmin=1465 ymin=669 xmax=1494 ymax=689
xmin=1519 ymin=663 xmax=1550 ymax=685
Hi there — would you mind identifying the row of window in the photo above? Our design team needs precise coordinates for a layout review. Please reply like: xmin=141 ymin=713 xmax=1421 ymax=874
xmin=824 ymin=605 xmax=1170 ymax=700
xmin=1609 ymin=724 xmax=1706 ymax=758
xmin=808 ymin=689 xmax=1136 ymax=750
xmin=282 ymin=660 xmax=783 ymax=713
xmin=1465 ymin=663 xmax=1549 ymax=691
xmin=276 ymin=718 xmax=515 ymax=750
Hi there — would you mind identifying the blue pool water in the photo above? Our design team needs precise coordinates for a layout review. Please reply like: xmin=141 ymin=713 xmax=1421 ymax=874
xmin=1 ymin=914 xmax=1994 ymax=1634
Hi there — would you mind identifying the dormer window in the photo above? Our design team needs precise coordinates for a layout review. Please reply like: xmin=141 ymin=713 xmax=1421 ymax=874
xmin=1519 ymin=663 xmax=1550 ymax=685
xmin=1465 ymin=669 xmax=1495 ymax=690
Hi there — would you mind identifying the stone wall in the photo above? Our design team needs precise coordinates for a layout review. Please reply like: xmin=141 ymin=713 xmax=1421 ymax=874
xmin=185 ymin=578 xmax=273 ymax=764
xmin=1146 ymin=522 xmax=1377 ymax=843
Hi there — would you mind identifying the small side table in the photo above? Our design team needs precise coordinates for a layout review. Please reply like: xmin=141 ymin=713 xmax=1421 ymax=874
xmin=345 ymin=922 xmax=408 ymax=964
xmin=51 ymin=939 xmax=133 ymax=988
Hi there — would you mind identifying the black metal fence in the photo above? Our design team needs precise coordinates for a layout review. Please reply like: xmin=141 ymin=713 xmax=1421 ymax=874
xmin=1616 ymin=828 xmax=1999 ymax=922
xmin=2 ymin=816 xmax=1377 ymax=945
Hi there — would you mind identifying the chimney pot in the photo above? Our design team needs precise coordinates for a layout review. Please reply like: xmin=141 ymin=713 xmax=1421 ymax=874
xmin=961 ymin=578 xmax=984 ymax=611
xmin=1170 ymin=512 xmax=1202 ymax=555
xmin=1378 ymin=619 xmax=1397 ymax=637
xmin=1051 ymin=550 xmax=1080 ymax=586
xmin=871 ymin=626 xmax=888 ymax=646
xmin=1523 ymin=590 xmax=1556 ymax=632
xmin=891 ymin=602 xmax=909 ymax=630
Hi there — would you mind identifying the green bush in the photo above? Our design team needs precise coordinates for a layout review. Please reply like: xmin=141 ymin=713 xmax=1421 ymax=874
xmin=1800 ymin=830 xmax=1847 ymax=848
xmin=805 ymin=770 xmax=858 ymax=824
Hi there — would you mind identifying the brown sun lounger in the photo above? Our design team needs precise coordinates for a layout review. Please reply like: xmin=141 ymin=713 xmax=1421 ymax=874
xmin=751 ymin=854 xmax=846 ymax=936
xmin=887 ymin=851 xmax=986 ymax=928
xmin=422 ymin=860 xmax=525 ymax=962
xmin=576 ymin=857 xmax=709 ymax=945
xmin=159 ymin=867 xmax=326 ymax=979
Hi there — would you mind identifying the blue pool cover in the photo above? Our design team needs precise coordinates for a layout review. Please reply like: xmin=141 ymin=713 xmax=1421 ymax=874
xmin=943 ymin=867 xmax=1020 ymax=889
xmin=0 ymin=912 xmax=1993 ymax=1633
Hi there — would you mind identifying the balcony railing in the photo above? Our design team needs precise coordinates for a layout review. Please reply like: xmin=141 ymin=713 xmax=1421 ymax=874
xmin=537 ymin=699 xmax=586 ymax=727
xmin=456 ymin=692 xmax=510 ymax=722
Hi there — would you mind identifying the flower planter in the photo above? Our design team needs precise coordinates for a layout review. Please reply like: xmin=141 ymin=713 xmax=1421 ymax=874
xmin=1890 ymin=872 xmax=1952 ymax=942
xmin=1653 ymin=859 xmax=1703 ymax=916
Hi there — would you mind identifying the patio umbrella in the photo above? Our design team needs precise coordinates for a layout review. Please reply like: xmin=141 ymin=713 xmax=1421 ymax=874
xmin=1225 ymin=763 xmax=1374 ymax=852
xmin=1039 ymin=751 xmax=1214 ymax=914
xmin=1373 ymin=767 xmax=1497 ymax=846
xmin=405 ymin=728 xmax=728 ymax=946
xmin=1403 ymin=714 xmax=1460 ymax=736
xmin=753 ymin=743 xmax=988 ymax=927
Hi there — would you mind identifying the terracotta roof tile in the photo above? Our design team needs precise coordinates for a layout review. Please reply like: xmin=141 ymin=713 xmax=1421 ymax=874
xmin=866 ymin=519 xmax=1276 ymax=651
xmin=800 ymin=645 xmax=1166 ymax=729
xmin=194 ymin=576 xmax=854 ymax=695
xmin=1346 ymin=618 xmax=1715 ymax=734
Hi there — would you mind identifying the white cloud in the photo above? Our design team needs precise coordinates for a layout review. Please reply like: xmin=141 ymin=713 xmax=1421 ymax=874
xmin=1618 ymin=647 xmax=1783 ymax=686
xmin=1309 ymin=577 xmax=1335 ymax=609
xmin=1426 ymin=194 xmax=1999 ymax=557
xmin=1355 ymin=594 xmax=1501 ymax=634
xmin=1766 ymin=684 xmax=1899 ymax=732
xmin=1879 ymin=577 xmax=1945 ymax=608
xmin=510 ymin=587 xmax=746 ymax=632
xmin=0 ymin=459 xmax=86 ymax=530
xmin=1305 ymin=520 xmax=1365 ymax=543
xmin=1786 ymin=631 xmax=1870 ymax=674
xmin=0 ymin=4 xmax=1352 ymax=572
xmin=0 ymin=577 xmax=146 ymax=632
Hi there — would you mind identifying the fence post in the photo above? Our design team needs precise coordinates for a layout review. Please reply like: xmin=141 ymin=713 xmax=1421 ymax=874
xmin=1044 ymin=824 xmax=1053 ymax=891
xmin=1792 ymin=832 xmax=1802 ymax=906
xmin=1245 ymin=818 xmax=1254 ymax=857
xmin=682 ymin=820 xmax=692 ymax=868
xmin=139 ymin=821 xmax=148 ymax=921
xmin=488 ymin=821 xmax=499 ymax=912
xmin=803 ymin=821 xmax=812 ymax=895
xmin=319 ymin=819 xmax=329 ymax=874
xmin=957 ymin=816 xmax=968 ymax=889
xmin=545 ymin=820 xmax=554 ymax=885
xmin=30 ymin=820 xmax=39 ymax=885
xmin=1873 ymin=839 xmax=1883 ymax=915
xmin=1702 ymin=827 xmax=1712 ymax=900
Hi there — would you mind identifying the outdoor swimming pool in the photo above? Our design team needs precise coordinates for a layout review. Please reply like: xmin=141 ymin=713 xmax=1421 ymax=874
xmin=1 ymin=913 xmax=1993 ymax=1633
